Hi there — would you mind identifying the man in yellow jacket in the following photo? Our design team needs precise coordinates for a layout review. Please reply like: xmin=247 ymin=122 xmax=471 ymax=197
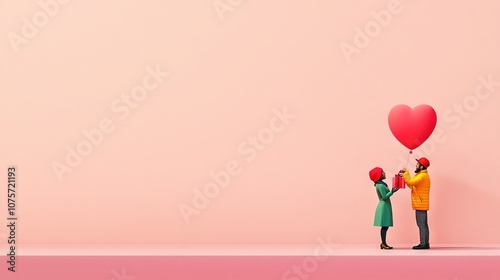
xmin=401 ymin=157 xmax=431 ymax=250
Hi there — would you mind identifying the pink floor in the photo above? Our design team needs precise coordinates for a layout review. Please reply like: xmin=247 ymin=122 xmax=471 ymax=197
xmin=1 ymin=245 xmax=499 ymax=280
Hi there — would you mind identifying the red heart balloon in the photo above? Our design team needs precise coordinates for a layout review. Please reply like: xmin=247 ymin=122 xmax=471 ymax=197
xmin=388 ymin=104 xmax=437 ymax=150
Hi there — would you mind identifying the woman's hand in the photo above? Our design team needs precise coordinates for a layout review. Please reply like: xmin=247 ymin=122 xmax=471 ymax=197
xmin=391 ymin=188 xmax=399 ymax=193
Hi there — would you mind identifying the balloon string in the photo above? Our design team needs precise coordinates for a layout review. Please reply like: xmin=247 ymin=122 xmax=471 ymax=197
xmin=405 ymin=151 xmax=412 ymax=170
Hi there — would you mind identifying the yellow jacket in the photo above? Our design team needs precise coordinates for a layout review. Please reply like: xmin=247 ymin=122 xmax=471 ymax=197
xmin=403 ymin=170 xmax=430 ymax=210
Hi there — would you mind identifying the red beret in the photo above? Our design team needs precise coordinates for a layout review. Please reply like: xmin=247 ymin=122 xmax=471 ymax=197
xmin=369 ymin=167 xmax=383 ymax=182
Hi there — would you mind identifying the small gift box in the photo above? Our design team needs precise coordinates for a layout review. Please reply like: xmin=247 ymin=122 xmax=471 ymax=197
xmin=392 ymin=174 xmax=405 ymax=189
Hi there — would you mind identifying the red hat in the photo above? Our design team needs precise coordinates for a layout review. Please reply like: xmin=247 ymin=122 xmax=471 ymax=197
xmin=416 ymin=157 xmax=430 ymax=168
xmin=369 ymin=167 xmax=383 ymax=182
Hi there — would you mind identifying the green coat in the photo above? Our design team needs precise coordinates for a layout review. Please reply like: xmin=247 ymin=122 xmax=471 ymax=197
xmin=373 ymin=181 xmax=393 ymax=227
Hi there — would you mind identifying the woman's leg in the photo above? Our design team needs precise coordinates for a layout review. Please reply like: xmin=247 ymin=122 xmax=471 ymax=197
xmin=381 ymin=226 xmax=389 ymax=244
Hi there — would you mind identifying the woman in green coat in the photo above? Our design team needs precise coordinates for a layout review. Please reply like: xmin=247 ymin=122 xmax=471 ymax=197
xmin=369 ymin=167 xmax=399 ymax=249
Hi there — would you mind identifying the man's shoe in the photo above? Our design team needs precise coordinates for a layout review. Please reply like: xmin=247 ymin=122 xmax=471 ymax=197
xmin=412 ymin=243 xmax=430 ymax=250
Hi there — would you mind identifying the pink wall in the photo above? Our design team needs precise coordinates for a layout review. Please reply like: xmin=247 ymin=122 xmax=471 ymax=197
xmin=1 ymin=0 xmax=499 ymax=246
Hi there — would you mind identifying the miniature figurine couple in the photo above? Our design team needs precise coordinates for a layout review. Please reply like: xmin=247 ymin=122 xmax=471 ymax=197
xmin=369 ymin=157 xmax=431 ymax=250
